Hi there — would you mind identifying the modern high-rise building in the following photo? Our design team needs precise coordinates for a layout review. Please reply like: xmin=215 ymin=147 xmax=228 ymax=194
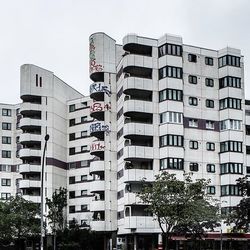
xmin=1 ymin=32 xmax=250 ymax=249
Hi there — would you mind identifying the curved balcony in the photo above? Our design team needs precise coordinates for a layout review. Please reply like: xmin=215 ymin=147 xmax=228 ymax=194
xmin=90 ymin=220 xmax=105 ymax=231
xmin=123 ymin=54 xmax=153 ymax=71
xmin=89 ymin=160 xmax=105 ymax=175
xmin=19 ymin=148 xmax=41 ymax=159
xmin=90 ymin=200 xmax=105 ymax=212
xmin=90 ymin=121 xmax=110 ymax=139
xmin=22 ymin=195 xmax=40 ymax=203
xmin=124 ymin=123 xmax=153 ymax=139
xmin=20 ymin=102 xmax=42 ymax=114
xmin=90 ymin=141 xmax=105 ymax=158
xmin=20 ymin=118 xmax=42 ymax=129
xmin=90 ymin=82 xmax=111 ymax=101
xmin=19 ymin=133 xmax=41 ymax=144
xmin=89 ymin=180 xmax=105 ymax=194
xmin=124 ymin=169 xmax=154 ymax=183
xmin=123 ymin=77 xmax=153 ymax=96
xmin=90 ymin=101 xmax=111 ymax=120
xmin=124 ymin=99 xmax=153 ymax=118
xmin=124 ymin=146 xmax=153 ymax=161
xmin=19 ymin=179 xmax=41 ymax=189
xmin=124 ymin=192 xmax=141 ymax=205
xmin=19 ymin=164 xmax=40 ymax=173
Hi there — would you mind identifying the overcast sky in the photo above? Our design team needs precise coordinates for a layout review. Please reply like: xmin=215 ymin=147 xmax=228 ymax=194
xmin=1 ymin=0 xmax=250 ymax=104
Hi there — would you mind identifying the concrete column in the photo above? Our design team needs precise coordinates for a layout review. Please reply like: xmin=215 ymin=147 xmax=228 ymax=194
xmin=134 ymin=235 xmax=137 ymax=250
xmin=158 ymin=234 xmax=163 ymax=250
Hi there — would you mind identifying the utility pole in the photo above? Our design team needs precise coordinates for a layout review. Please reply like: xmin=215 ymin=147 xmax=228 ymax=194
xmin=40 ymin=134 xmax=49 ymax=250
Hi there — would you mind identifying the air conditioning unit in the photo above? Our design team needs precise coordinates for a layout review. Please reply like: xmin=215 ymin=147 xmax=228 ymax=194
xmin=124 ymin=139 xmax=131 ymax=146
xmin=125 ymin=161 xmax=133 ymax=169
xmin=124 ymin=72 xmax=131 ymax=78
xmin=124 ymin=95 xmax=130 ymax=101
xmin=124 ymin=117 xmax=131 ymax=124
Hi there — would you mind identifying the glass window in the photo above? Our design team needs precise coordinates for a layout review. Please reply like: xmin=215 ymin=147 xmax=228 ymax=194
xmin=188 ymin=54 xmax=197 ymax=62
xmin=2 ymin=109 xmax=11 ymax=116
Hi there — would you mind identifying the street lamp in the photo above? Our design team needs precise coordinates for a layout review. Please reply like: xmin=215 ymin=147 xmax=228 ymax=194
xmin=40 ymin=134 xmax=49 ymax=250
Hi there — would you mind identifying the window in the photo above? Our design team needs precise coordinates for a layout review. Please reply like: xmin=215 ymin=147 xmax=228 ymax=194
xmin=80 ymin=160 xmax=88 ymax=167
xmin=81 ymin=131 xmax=88 ymax=137
xmin=117 ymin=128 xmax=123 ymax=140
xmin=117 ymin=148 xmax=124 ymax=159
xmin=219 ymin=76 xmax=241 ymax=89
xmin=81 ymin=175 xmax=87 ymax=182
xmin=81 ymin=145 xmax=88 ymax=152
xmin=207 ymin=186 xmax=216 ymax=194
xmin=160 ymin=134 xmax=183 ymax=147
xmin=160 ymin=158 xmax=184 ymax=170
xmin=189 ymin=119 xmax=198 ymax=127
xmin=2 ymin=151 xmax=11 ymax=158
xmin=69 ymin=133 xmax=75 ymax=141
xmin=69 ymin=191 xmax=75 ymax=199
xmin=247 ymin=166 xmax=250 ymax=175
xmin=160 ymin=111 xmax=183 ymax=124
xmin=36 ymin=74 xmax=38 ymax=86
xmin=159 ymin=66 xmax=182 ymax=80
xmin=1 ymin=193 xmax=11 ymax=200
xmin=69 ymin=176 xmax=75 ymax=184
xmin=220 ymin=98 xmax=241 ymax=110
xmin=69 ymin=148 xmax=75 ymax=155
xmin=206 ymin=99 xmax=214 ymax=108
xmin=190 ymin=163 xmax=199 ymax=172
xmin=159 ymin=88 xmax=183 ymax=102
xmin=220 ymin=141 xmax=242 ymax=153
xmin=2 ymin=109 xmax=11 ymax=116
xmin=188 ymin=54 xmax=197 ymax=62
xmin=218 ymin=55 xmax=240 ymax=68
xmin=2 ymin=137 xmax=11 ymax=144
xmin=81 ymin=190 xmax=87 ymax=196
xmin=221 ymin=185 xmax=242 ymax=196
xmin=69 ymin=119 xmax=75 ymax=127
xmin=1 ymin=179 xmax=11 ymax=186
xmin=2 ymin=123 xmax=11 ymax=130
xmin=69 ymin=104 xmax=75 ymax=112
xmin=206 ymin=142 xmax=215 ymax=151
xmin=117 ymin=108 xmax=123 ymax=120
xmin=69 ymin=206 xmax=75 ymax=213
xmin=220 ymin=119 xmax=242 ymax=131
xmin=207 ymin=164 xmax=215 ymax=173
xmin=205 ymin=57 xmax=214 ymax=66
xmin=81 ymin=116 xmax=87 ymax=123
xmin=205 ymin=78 xmax=214 ymax=87
xmin=0 ymin=165 xmax=11 ymax=172
xmin=69 ymin=162 xmax=77 ymax=169
xmin=220 ymin=163 xmax=243 ymax=174
xmin=189 ymin=140 xmax=198 ymax=149
xmin=189 ymin=97 xmax=198 ymax=106
xmin=39 ymin=77 xmax=42 ymax=87
xmin=206 ymin=120 xmax=215 ymax=130
xmin=158 ymin=43 xmax=182 ymax=57
xmin=188 ymin=75 xmax=197 ymax=84
xmin=81 ymin=205 xmax=88 ymax=212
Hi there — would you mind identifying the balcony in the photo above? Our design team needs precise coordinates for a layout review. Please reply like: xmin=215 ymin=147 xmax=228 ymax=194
xmin=124 ymin=216 xmax=157 ymax=229
xmin=90 ymin=141 xmax=105 ymax=158
xmin=90 ymin=82 xmax=111 ymax=101
xmin=123 ymin=54 xmax=154 ymax=72
xmin=19 ymin=133 xmax=41 ymax=144
xmin=89 ymin=180 xmax=105 ymax=193
xmin=19 ymin=148 xmax=41 ymax=159
xmin=19 ymin=179 xmax=41 ymax=189
xmin=123 ymin=192 xmax=141 ymax=205
xmin=124 ymin=99 xmax=153 ymax=118
xmin=124 ymin=169 xmax=154 ymax=183
xmin=124 ymin=146 xmax=154 ymax=161
xmin=20 ymin=102 xmax=42 ymax=114
xmin=123 ymin=77 xmax=153 ymax=96
xmin=20 ymin=117 xmax=42 ymax=129
xmin=90 ymin=121 xmax=110 ymax=139
xmin=89 ymin=200 xmax=105 ymax=212
xmin=90 ymin=101 xmax=111 ymax=120
xmin=89 ymin=160 xmax=105 ymax=175
xmin=19 ymin=164 xmax=40 ymax=173
xmin=124 ymin=123 xmax=153 ymax=139
xmin=22 ymin=195 xmax=40 ymax=203
xmin=90 ymin=220 xmax=105 ymax=231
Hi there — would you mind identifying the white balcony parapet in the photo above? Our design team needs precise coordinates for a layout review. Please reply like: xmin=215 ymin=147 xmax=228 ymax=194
xmin=89 ymin=160 xmax=105 ymax=174
xmin=89 ymin=200 xmax=105 ymax=212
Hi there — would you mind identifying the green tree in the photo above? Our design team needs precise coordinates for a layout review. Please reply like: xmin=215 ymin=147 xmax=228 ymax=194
xmin=138 ymin=172 xmax=220 ymax=250
xmin=46 ymin=187 xmax=67 ymax=249
xmin=226 ymin=176 xmax=250 ymax=232
xmin=0 ymin=196 xmax=40 ymax=249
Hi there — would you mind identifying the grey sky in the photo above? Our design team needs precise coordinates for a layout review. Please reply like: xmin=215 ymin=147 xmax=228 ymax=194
xmin=1 ymin=0 xmax=250 ymax=104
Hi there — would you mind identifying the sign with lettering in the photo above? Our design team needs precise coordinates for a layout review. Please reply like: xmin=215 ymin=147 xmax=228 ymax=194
xmin=90 ymin=122 xmax=110 ymax=135
xmin=90 ymin=141 xmax=105 ymax=152
xmin=90 ymin=82 xmax=111 ymax=97
xmin=90 ymin=102 xmax=111 ymax=113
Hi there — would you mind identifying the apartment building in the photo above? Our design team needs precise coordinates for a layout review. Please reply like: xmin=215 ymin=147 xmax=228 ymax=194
xmin=0 ymin=32 xmax=250 ymax=249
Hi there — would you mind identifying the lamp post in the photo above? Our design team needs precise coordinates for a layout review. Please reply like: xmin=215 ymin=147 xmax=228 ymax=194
xmin=40 ymin=134 xmax=49 ymax=250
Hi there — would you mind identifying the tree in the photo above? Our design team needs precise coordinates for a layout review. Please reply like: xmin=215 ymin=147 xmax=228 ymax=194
xmin=46 ymin=187 xmax=67 ymax=249
xmin=138 ymin=172 xmax=220 ymax=250
xmin=0 ymin=196 xmax=40 ymax=249
xmin=226 ymin=176 xmax=250 ymax=232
